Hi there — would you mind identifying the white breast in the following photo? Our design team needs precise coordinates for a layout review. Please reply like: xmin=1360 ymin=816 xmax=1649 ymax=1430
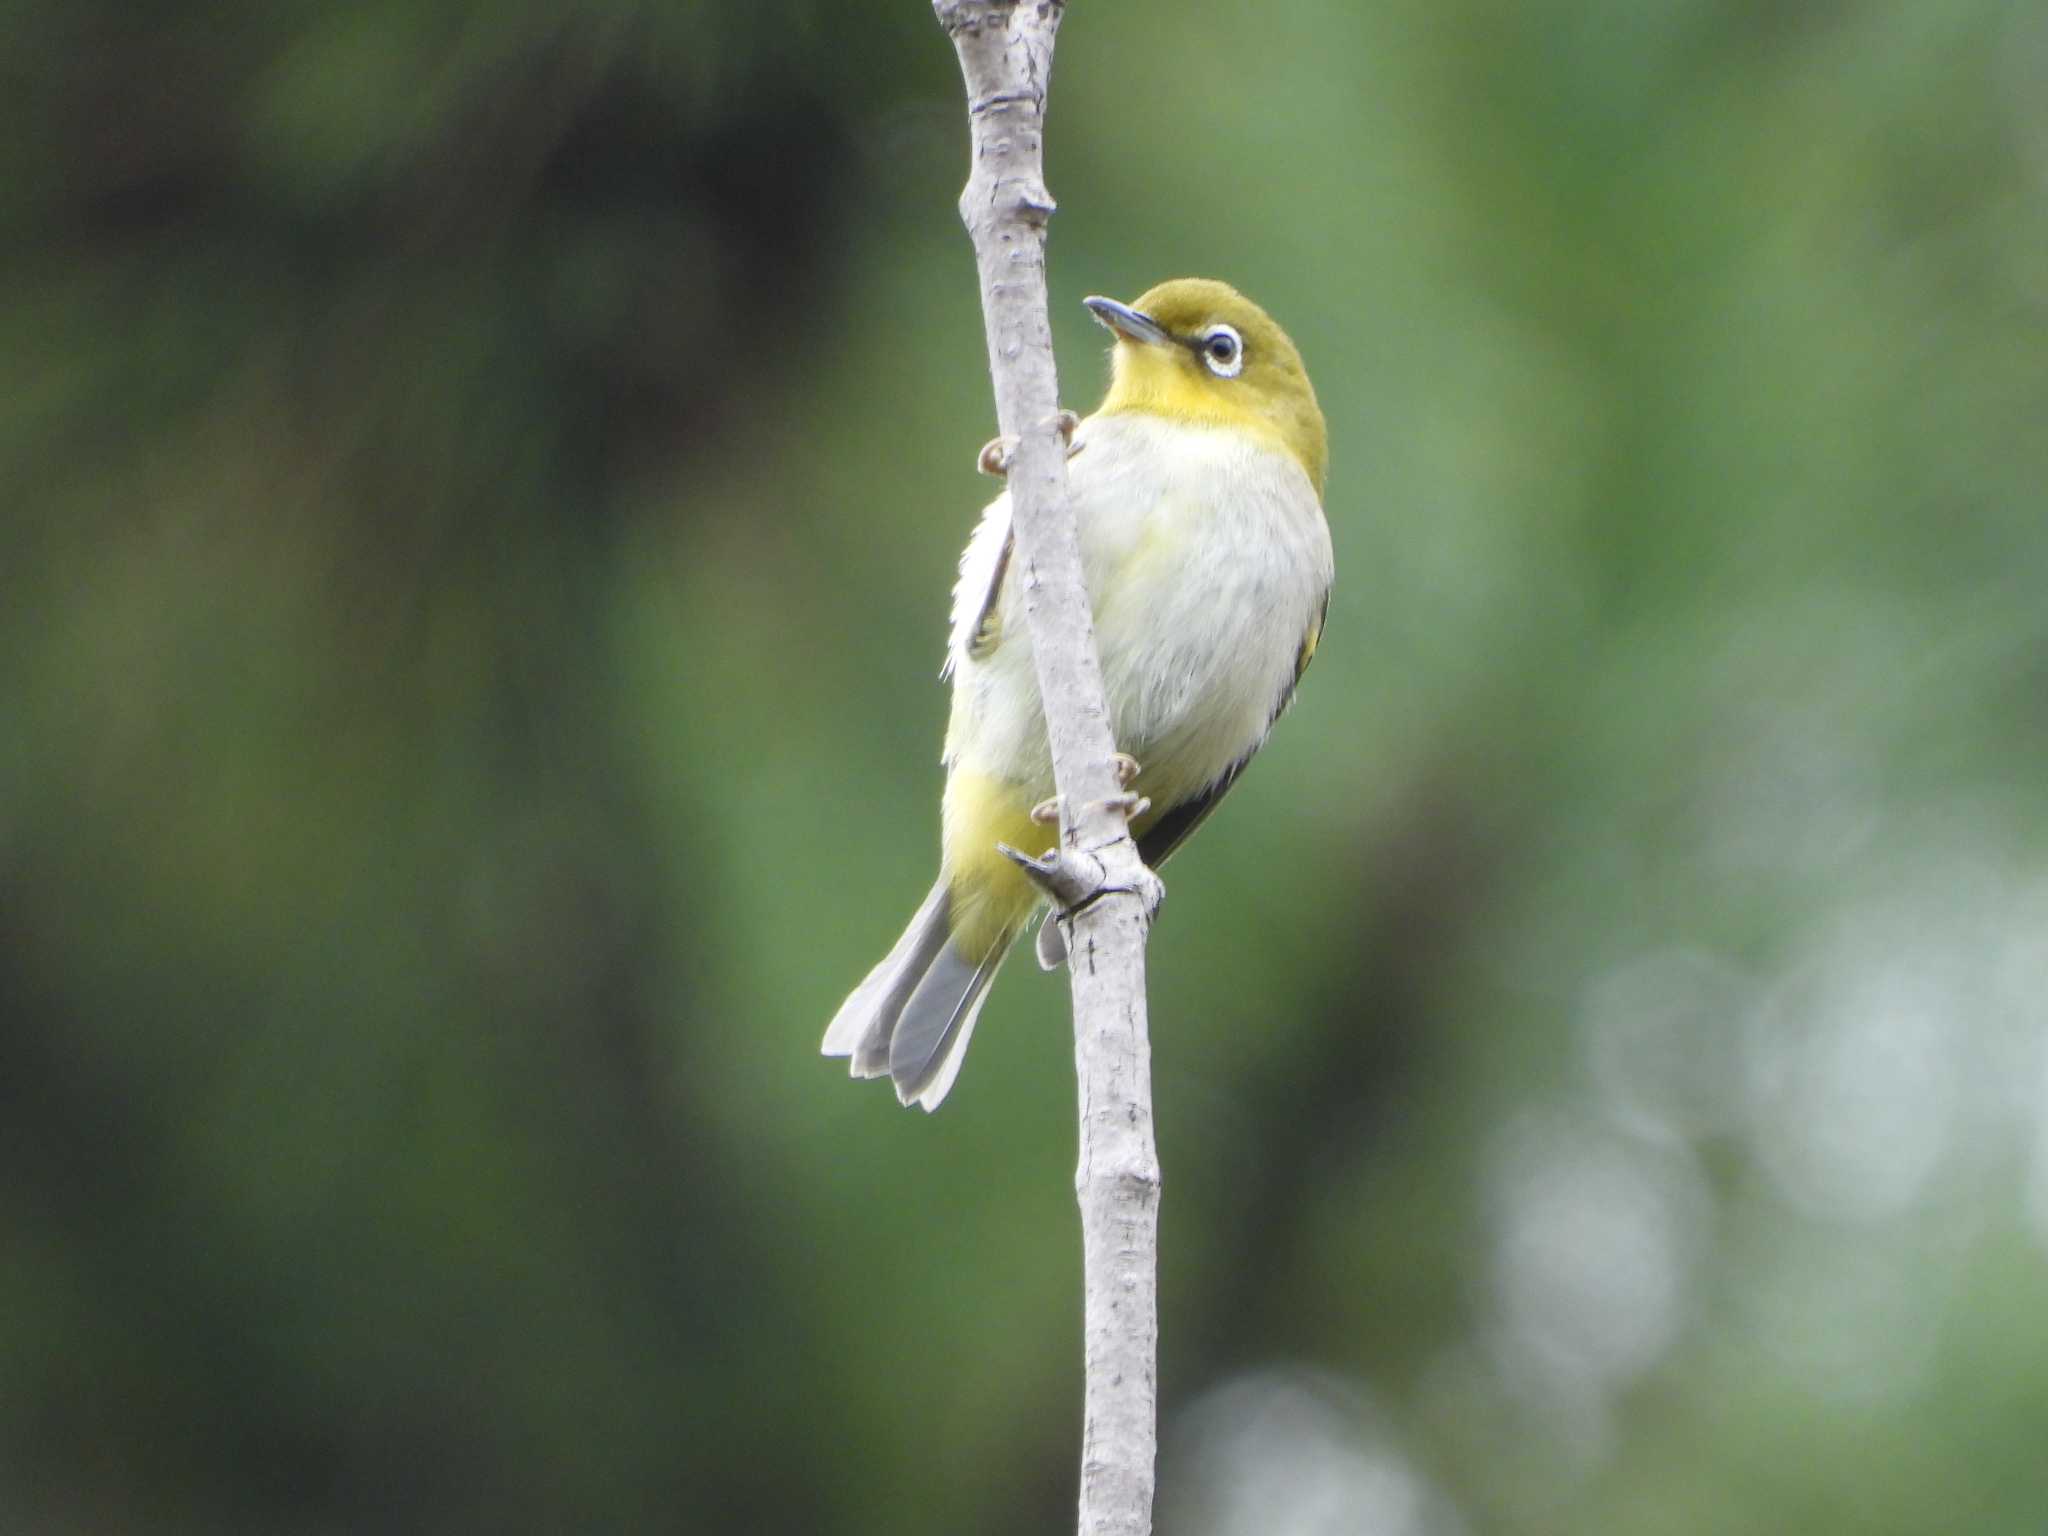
xmin=942 ymin=413 xmax=1332 ymax=808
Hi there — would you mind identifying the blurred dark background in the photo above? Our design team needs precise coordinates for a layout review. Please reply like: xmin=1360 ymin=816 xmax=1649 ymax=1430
xmin=6 ymin=2 xmax=2048 ymax=1532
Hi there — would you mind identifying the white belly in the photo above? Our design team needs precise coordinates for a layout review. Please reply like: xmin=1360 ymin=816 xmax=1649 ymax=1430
xmin=942 ymin=413 xmax=1332 ymax=808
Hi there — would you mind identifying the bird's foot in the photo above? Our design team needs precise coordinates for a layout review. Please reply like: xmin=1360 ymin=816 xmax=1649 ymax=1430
xmin=977 ymin=409 xmax=1083 ymax=478
xmin=1110 ymin=752 xmax=1141 ymax=787
xmin=1030 ymin=782 xmax=1143 ymax=829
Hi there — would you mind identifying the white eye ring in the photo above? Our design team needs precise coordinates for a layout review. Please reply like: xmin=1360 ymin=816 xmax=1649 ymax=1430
xmin=1199 ymin=323 xmax=1244 ymax=378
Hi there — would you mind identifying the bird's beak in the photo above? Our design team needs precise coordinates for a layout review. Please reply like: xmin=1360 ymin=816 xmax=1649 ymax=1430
xmin=1083 ymin=295 xmax=1173 ymax=348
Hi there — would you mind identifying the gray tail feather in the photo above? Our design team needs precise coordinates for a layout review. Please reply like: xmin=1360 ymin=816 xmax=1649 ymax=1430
xmin=821 ymin=881 xmax=1010 ymax=1112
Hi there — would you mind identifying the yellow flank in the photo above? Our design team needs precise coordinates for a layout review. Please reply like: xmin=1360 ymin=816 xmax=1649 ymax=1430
xmin=941 ymin=770 xmax=1053 ymax=960
xmin=943 ymin=768 xmax=1178 ymax=961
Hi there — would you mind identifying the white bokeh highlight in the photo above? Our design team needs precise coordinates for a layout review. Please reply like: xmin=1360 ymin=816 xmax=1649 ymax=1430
xmin=1160 ymin=1369 xmax=1464 ymax=1536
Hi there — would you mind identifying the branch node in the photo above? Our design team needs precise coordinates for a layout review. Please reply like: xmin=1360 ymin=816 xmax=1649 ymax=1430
xmin=997 ymin=841 xmax=1106 ymax=912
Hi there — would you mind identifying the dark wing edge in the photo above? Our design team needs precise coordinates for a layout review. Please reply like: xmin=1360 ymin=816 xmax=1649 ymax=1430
xmin=965 ymin=527 xmax=1014 ymax=664
xmin=1136 ymin=752 xmax=1251 ymax=869
xmin=1272 ymin=589 xmax=1328 ymax=725
xmin=1135 ymin=592 xmax=1328 ymax=870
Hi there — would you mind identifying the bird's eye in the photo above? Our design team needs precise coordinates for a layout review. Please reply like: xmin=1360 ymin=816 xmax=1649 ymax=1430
xmin=1199 ymin=324 xmax=1244 ymax=378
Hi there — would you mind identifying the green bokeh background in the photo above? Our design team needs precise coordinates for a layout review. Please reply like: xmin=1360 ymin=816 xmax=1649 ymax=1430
xmin=7 ymin=3 xmax=2048 ymax=1531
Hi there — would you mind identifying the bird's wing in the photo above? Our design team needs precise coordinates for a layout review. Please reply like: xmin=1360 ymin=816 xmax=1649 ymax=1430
xmin=945 ymin=413 xmax=1115 ymax=677
xmin=943 ymin=495 xmax=1014 ymax=678
xmin=1135 ymin=592 xmax=1327 ymax=870
xmin=962 ymin=526 xmax=1012 ymax=665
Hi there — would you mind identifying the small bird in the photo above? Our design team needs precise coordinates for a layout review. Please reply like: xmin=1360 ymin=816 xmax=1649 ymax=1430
xmin=823 ymin=278 xmax=1332 ymax=1109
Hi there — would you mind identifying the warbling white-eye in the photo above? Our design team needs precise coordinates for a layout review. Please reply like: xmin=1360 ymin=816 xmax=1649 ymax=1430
xmin=824 ymin=278 xmax=1332 ymax=1109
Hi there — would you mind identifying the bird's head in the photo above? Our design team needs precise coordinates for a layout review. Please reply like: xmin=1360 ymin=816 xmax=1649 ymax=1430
xmin=1085 ymin=278 xmax=1326 ymax=497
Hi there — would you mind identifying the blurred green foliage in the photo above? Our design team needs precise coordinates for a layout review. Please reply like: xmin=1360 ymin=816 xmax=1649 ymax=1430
xmin=5 ymin=1 xmax=2048 ymax=1531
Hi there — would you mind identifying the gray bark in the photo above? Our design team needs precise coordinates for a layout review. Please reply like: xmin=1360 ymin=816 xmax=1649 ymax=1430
xmin=930 ymin=3 xmax=1163 ymax=1533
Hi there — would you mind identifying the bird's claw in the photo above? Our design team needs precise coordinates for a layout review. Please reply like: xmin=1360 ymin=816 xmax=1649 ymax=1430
xmin=977 ymin=410 xmax=1084 ymax=478
xmin=1110 ymin=752 xmax=1141 ymax=787
xmin=1030 ymin=796 xmax=1062 ymax=826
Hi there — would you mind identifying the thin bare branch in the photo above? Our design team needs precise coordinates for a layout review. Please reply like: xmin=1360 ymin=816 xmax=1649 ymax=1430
xmin=931 ymin=3 xmax=1164 ymax=1532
